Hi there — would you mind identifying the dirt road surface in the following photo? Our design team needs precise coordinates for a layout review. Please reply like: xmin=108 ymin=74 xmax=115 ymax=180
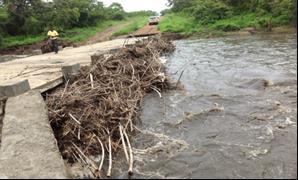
xmin=132 ymin=24 xmax=161 ymax=37
xmin=78 ymin=22 xmax=131 ymax=46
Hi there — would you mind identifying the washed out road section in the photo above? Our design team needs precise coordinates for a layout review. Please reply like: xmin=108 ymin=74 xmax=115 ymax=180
xmin=0 ymin=37 xmax=143 ymax=92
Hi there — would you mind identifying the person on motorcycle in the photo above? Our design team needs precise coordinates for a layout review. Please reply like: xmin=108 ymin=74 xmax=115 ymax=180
xmin=47 ymin=27 xmax=59 ymax=54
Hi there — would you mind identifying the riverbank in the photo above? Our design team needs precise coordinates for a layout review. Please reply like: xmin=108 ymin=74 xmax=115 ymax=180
xmin=199 ymin=26 xmax=296 ymax=39
xmin=160 ymin=26 xmax=297 ymax=41
xmin=158 ymin=11 xmax=297 ymax=39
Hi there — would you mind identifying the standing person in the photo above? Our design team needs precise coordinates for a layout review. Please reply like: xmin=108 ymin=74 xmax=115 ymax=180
xmin=47 ymin=28 xmax=59 ymax=54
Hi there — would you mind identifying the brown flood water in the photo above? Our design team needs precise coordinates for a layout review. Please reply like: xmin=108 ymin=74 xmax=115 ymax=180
xmin=66 ymin=33 xmax=297 ymax=179
xmin=109 ymin=33 xmax=297 ymax=179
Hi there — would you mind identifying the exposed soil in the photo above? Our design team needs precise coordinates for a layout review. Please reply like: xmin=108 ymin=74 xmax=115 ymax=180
xmin=0 ymin=41 xmax=47 ymax=55
xmin=131 ymin=24 xmax=161 ymax=37
xmin=161 ymin=26 xmax=297 ymax=40
xmin=0 ymin=39 xmax=73 ymax=55
xmin=78 ymin=22 xmax=131 ymax=46
xmin=161 ymin=32 xmax=190 ymax=40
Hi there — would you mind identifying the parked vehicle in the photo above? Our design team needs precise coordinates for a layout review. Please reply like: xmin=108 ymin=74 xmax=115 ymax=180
xmin=148 ymin=16 xmax=160 ymax=25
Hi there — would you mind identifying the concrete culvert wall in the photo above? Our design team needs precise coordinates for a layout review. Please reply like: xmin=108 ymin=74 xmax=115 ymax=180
xmin=0 ymin=91 xmax=68 ymax=178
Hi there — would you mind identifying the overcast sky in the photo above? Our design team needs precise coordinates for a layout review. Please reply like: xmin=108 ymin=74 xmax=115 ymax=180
xmin=100 ymin=0 xmax=169 ymax=13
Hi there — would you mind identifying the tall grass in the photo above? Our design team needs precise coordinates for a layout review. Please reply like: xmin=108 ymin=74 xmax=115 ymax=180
xmin=1 ymin=35 xmax=45 ymax=49
xmin=159 ymin=12 xmax=294 ymax=36
xmin=158 ymin=13 xmax=200 ymax=35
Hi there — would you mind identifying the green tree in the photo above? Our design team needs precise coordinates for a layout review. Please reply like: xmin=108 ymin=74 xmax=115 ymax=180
xmin=161 ymin=9 xmax=171 ymax=16
xmin=3 ymin=0 xmax=45 ymax=35
xmin=190 ymin=0 xmax=231 ymax=23
xmin=107 ymin=2 xmax=125 ymax=20
xmin=167 ymin=0 xmax=296 ymax=26
xmin=168 ymin=0 xmax=195 ymax=12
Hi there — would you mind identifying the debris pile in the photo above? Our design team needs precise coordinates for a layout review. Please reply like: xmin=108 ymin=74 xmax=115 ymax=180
xmin=46 ymin=38 xmax=175 ymax=177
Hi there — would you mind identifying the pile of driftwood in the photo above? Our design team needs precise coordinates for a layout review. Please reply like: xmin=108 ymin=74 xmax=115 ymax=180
xmin=46 ymin=38 xmax=175 ymax=178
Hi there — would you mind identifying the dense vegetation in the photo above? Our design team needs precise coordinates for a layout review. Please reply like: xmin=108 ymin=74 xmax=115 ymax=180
xmin=0 ymin=0 xmax=154 ymax=48
xmin=160 ymin=0 xmax=297 ymax=35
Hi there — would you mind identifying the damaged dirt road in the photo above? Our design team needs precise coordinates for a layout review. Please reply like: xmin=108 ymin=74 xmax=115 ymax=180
xmin=131 ymin=17 xmax=163 ymax=38
xmin=132 ymin=24 xmax=161 ymax=37
xmin=78 ymin=22 xmax=133 ymax=46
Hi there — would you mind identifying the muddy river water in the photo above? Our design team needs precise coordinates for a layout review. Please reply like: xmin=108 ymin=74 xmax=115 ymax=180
xmin=109 ymin=33 xmax=298 ymax=179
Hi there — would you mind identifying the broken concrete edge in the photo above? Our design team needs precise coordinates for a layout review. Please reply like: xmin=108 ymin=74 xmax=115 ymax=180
xmin=0 ymin=90 xmax=70 ymax=178
xmin=2 ymin=64 xmax=86 ymax=98
xmin=0 ymin=55 xmax=30 ymax=64
xmin=0 ymin=79 xmax=31 ymax=98
xmin=35 ymin=77 xmax=64 ymax=94
xmin=61 ymin=63 xmax=81 ymax=81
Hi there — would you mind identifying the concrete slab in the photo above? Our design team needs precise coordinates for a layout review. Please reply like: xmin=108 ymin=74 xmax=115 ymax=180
xmin=61 ymin=63 xmax=81 ymax=81
xmin=37 ymin=77 xmax=64 ymax=94
xmin=0 ymin=37 xmax=146 ymax=93
xmin=0 ymin=91 xmax=68 ymax=178
xmin=0 ymin=79 xmax=31 ymax=98
xmin=62 ymin=63 xmax=80 ymax=76
xmin=0 ymin=55 xmax=30 ymax=63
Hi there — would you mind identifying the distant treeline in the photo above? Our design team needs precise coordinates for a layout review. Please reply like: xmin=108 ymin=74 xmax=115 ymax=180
xmin=0 ymin=0 xmax=155 ymax=45
xmin=165 ymin=0 xmax=297 ymax=25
